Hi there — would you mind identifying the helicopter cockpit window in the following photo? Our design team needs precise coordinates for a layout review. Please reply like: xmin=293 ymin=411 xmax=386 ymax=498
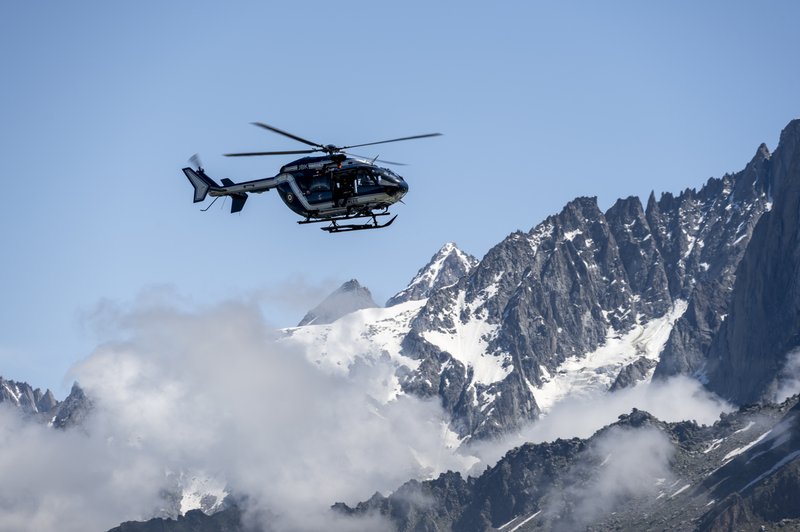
xmin=356 ymin=169 xmax=378 ymax=187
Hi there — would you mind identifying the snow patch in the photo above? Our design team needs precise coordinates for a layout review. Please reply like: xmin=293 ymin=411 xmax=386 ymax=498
xmin=534 ymin=300 xmax=688 ymax=412
xmin=179 ymin=473 xmax=228 ymax=515
xmin=670 ymin=484 xmax=691 ymax=498
xmin=281 ymin=300 xmax=427 ymax=402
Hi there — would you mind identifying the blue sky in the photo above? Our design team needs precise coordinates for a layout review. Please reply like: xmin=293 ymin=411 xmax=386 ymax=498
xmin=2 ymin=1 xmax=799 ymax=394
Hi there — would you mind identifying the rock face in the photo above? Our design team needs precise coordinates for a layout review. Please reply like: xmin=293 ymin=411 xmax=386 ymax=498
xmin=0 ymin=376 xmax=88 ymax=427
xmin=653 ymin=142 xmax=773 ymax=380
xmin=52 ymin=382 xmax=92 ymax=429
xmin=297 ymin=279 xmax=378 ymax=326
xmin=704 ymin=119 xmax=800 ymax=404
xmin=339 ymin=396 xmax=800 ymax=532
xmin=0 ymin=376 xmax=59 ymax=419
xmin=386 ymin=242 xmax=478 ymax=306
xmin=280 ymin=125 xmax=782 ymax=442
xmin=609 ymin=357 xmax=657 ymax=391
xmin=396 ymin=138 xmax=773 ymax=439
xmin=108 ymin=507 xmax=245 ymax=532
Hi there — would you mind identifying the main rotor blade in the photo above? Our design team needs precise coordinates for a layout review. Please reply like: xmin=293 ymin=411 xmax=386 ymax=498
xmin=341 ymin=132 xmax=442 ymax=150
xmin=224 ymin=149 xmax=318 ymax=157
xmin=251 ymin=122 xmax=323 ymax=149
xmin=346 ymin=152 xmax=407 ymax=166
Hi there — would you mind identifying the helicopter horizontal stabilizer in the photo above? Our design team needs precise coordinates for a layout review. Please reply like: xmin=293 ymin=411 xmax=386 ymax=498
xmin=230 ymin=193 xmax=248 ymax=213
xmin=183 ymin=167 xmax=219 ymax=203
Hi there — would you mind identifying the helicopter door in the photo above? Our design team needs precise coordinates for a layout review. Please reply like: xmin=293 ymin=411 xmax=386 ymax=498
xmin=304 ymin=173 xmax=332 ymax=205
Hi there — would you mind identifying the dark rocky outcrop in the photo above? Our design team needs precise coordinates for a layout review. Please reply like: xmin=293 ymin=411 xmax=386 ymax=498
xmin=0 ymin=376 xmax=59 ymax=420
xmin=52 ymin=382 xmax=92 ymax=429
xmin=297 ymin=279 xmax=377 ymax=326
xmin=0 ymin=376 xmax=89 ymax=427
xmin=109 ymin=507 xmax=247 ymax=532
xmin=705 ymin=119 xmax=800 ymax=404
xmin=398 ymin=135 xmax=774 ymax=439
xmin=340 ymin=397 xmax=800 ymax=532
xmin=654 ymin=142 xmax=774 ymax=379
xmin=610 ymin=357 xmax=657 ymax=391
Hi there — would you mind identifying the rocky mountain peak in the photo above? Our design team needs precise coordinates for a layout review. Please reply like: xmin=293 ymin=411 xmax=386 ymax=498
xmin=703 ymin=117 xmax=800 ymax=403
xmin=298 ymin=279 xmax=378 ymax=326
xmin=0 ymin=377 xmax=89 ymax=428
xmin=0 ymin=376 xmax=59 ymax=417
xmin=386 ymin=242 xmax=478 ymax=306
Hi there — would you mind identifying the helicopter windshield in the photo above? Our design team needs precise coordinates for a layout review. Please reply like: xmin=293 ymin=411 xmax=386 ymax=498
xmin=373 ymin=167 xmax=403 ymax=184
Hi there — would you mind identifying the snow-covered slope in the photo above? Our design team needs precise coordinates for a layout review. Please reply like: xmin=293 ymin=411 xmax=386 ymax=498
xmin=386 ymin=243 xmax=478 ymax=306
xmin=283 ymin=300 xmax=425 ymax=403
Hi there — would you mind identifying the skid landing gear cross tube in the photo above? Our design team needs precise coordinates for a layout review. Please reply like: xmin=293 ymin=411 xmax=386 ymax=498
xmin=298 ymin=211 xmax=397 ymax=233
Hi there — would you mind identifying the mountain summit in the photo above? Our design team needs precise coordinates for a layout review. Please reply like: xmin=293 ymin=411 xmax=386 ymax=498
xmin=386 ymin=243 xmax=478 ymax=306
xmin=297 ymin=279 xmax=378 ymax=326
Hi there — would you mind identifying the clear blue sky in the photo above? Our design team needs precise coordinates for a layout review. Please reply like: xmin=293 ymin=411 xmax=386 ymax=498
xmin=2 ymin=1 xmax=799 ymax=394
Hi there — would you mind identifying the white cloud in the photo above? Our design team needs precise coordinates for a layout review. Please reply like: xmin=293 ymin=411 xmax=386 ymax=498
xmin=0 ymin=290 xmax=737 ymax=532
xmin=0 ymin=292 xmax=469 ymax=532
xmin=468 ymin=375 xmax=731 ymax=470
xmin=772 ymin=348 xmax=800 ymax=403
xmin=541 ymin=426 xmax=675 ymax=531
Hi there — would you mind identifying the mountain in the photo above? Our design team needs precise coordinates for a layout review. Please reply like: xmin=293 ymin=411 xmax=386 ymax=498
xmin=282 ymin=130 xmax=776 ymax=441
xmin=109 ymin=507 xmax=245 ymax=532
xmin=401 ymin=137 xmax=773 ymax=439
xmin=0 ymin=376 xmax=88 ymax=427
xmin=297 ymin=279 xmax=378 ymax=326
xmin=386 ymin=243 xmax=478 ymax=306
xmin=337 ymin=395 xmax=800 ymax=531
xmin=0 ymin=376 xmax=59 ymax=420
xmin=704 ymin=119 xmax=800 ymax=404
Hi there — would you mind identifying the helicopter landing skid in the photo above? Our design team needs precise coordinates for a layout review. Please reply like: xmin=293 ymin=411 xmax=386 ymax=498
xmin=299 ymin=212 xmax=397 ymax=233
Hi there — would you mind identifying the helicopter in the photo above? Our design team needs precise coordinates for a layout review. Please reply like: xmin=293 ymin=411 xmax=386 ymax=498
xmin=182 ymin=122 xmax=441 ymax=233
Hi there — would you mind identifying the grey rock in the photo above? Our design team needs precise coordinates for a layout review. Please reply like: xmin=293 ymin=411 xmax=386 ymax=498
xmin=52 ymin=382 xmax=92 ymax=429
xmin=341 ymin=396 xmax=800 ymax=532
xmin=108 ymin=506 xmax=249 ymax=532
xmin=387 ymin=242 xmax=478 ymax=306
xmin=399 ymin=137 xmax=777 ymax=439
xmin=610 ymin=356 xmax=657 ymax=391
xmin=0 ymin=376 xmax=60 ymax=421
xmin=705 ymin=119 xmax=800 ymax=404
xmin=654 ymin=142 xmax=773 ymax=379
xmin=297 ymin=279 xmax=377 ymax=326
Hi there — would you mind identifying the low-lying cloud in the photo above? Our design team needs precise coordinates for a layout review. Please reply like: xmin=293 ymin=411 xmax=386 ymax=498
xmin=540 ymin=426 xmax=675 ymax=531
xmin=773 ymin=348 xmax=800 ymax=403
xmin=0 ymin=290 xmax=738 ymax=532
xmin=469 ymin=375 xmax=731 ymax=469
xmin=0 ymin=292 xmax=469 ymax=532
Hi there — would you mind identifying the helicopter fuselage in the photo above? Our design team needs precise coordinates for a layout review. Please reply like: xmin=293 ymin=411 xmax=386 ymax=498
xmin=274 ymin=155 xmax=408 ymax=219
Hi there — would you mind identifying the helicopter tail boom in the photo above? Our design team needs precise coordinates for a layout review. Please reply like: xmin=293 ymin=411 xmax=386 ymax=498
xmin=183 ymin=167 xmax=219 ymax=203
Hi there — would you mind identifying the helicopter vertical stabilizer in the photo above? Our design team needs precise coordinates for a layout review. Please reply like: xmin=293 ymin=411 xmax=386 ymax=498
xmin=183 ymin=167 xmax=219 ymax=203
